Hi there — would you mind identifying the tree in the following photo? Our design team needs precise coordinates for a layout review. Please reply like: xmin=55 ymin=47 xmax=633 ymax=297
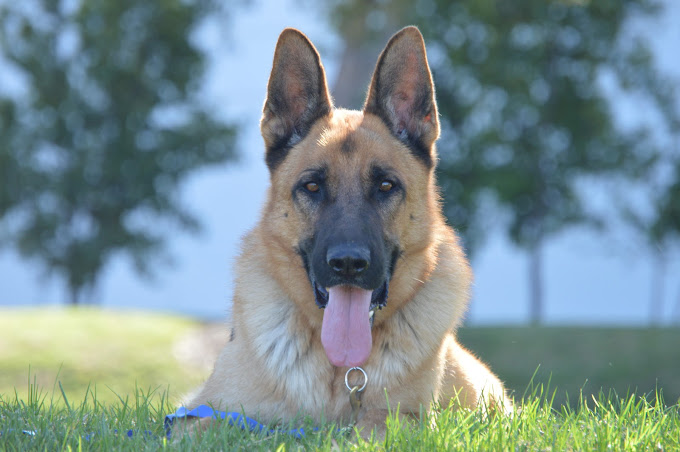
xmin=611 ymin=40 xmax=680 ymax=325
xmin=646 ymin=154 xmax=680 ymax=325
xmin=0 ymin=1 xmax=238 ymax=304
xmin=318 ymin=0 xmax=675 ymax=324
xmin=659 ymin=174 xmax=680 ymax=323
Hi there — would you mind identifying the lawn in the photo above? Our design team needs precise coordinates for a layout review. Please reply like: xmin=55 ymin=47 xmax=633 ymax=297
xmin=1 ymin=383 xmax=678 ymax=450
xmin=1 ymin=308 xmax=679 ymax=450
xmin=0 ymin=307 xmax=227 ymax=406
xmin=458 ymin=326 xmax=680 ymax=408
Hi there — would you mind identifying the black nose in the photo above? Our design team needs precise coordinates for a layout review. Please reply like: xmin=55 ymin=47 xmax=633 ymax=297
xmin=326 ymin=244 xmax=370 ymax=278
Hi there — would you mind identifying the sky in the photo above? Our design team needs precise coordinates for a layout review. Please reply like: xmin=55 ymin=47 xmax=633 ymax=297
xmin=1 ymin=0 xmax=679 ymax=325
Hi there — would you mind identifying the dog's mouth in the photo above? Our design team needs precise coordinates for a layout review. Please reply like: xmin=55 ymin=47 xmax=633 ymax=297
xmin=314 ymin=281 xmax=388 ymax=315
xmin=313 ymin=281 xmax=388 ymax=368
xmin=298 ymin=244 xmax=398 ymax=368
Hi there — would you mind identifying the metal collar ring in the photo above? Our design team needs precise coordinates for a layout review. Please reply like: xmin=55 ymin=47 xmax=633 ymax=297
xmin=344 ymin=366 xmax=368 ymax=392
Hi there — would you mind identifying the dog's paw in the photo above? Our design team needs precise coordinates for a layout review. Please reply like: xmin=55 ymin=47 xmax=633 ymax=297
xmin=353 ymin=409 xmax=389 ymax=442
xmin=170 ymin=416 xmax=216 ymax=442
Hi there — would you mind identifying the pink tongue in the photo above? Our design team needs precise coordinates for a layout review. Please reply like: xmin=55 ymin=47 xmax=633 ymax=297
xmin=320 ymin=286 xmax=373 ymax=367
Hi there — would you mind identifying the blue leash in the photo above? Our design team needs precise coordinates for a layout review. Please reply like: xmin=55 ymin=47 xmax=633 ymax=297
xmin=164 ymin=405 xmax=311 ymax=439
xmin=8 ymin=405 xmax=311 ymax=441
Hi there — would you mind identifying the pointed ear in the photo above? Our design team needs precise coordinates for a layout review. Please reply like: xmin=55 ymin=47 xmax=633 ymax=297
xmin=363 ymin=26 xmax=439 ymax=168
xmin=261 ymin=28 xmax=332 ymax=170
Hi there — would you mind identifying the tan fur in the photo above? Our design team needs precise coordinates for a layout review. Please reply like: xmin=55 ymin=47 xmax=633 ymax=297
xmin=184 ymin=26 xmax=511 ymax=437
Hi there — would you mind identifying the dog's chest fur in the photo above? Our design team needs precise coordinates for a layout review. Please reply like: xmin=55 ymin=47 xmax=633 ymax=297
xmin=227 ymin=230 xmax=464 ymax=420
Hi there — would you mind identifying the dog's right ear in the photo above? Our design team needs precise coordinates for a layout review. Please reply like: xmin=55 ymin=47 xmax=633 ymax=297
xmin=261 ymin=29 xmax=333 ymax=171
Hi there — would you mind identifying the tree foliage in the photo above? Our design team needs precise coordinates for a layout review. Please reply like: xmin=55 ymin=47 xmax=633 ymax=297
xmin=0 ymin=1 xmax=238 ymax=304
xmin=320 ymin=0 xmax=678 ymax=323
xmin=325 ymin=0 xmax=668 ymax=249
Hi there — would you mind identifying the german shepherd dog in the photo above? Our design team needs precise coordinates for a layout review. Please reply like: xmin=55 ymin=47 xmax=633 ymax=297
xmin=185 ymin=26 xmax=511 ymax=437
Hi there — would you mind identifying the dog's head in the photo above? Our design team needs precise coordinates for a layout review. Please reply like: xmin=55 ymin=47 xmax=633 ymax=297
xmin=260 ymin=27 xmax=441 ymax=367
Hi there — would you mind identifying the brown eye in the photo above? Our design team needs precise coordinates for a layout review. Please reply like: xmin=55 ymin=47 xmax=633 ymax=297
xmin=305 ymin=182 xmax=320 ymax=193
xmin=379 ymin=181 xmax=394 ymax=192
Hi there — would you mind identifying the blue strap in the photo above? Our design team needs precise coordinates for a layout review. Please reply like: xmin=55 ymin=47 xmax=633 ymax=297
xmin=164 ymin=405 xmax=311 ymax=439
xmin=4 ymin=407 xmax=311 ymax=441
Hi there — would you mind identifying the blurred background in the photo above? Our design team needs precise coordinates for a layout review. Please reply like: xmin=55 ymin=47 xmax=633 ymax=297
xmin=1 ymin=0 xmax=679 ymax=408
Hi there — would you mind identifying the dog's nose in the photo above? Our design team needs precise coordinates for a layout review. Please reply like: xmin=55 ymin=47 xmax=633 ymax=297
xmin=326 ymin=244 xmax=370 ymax=278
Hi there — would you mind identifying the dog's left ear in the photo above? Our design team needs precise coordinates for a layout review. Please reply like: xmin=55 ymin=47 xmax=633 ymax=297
xmin=363 ymin=26 xmax=439 ymax=167
xmin=261 ymin=28 xmax=333 ymax=171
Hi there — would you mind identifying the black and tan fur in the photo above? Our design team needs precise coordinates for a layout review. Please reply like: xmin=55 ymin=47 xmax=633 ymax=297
xmin=184 ymin=26 xmax=511 ymax=437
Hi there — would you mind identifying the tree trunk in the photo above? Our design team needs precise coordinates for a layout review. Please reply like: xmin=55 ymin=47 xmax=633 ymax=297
xmin=69 ymin=285 xmax=80 ymax=305
xmin=529 ymin=240 xmax=544 ymax=326
xmin=332 ymin=44 xmax=382 ymax=109
xmin=649 ymin=252 xmax=666 ymax=326
xmin=672 ymin=278 xmax=680 ymax=325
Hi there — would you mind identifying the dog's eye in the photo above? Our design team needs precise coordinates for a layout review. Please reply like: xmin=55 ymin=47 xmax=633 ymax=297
xmin=379 ymin=181 xmax=394 ymax=192
xmin=305 ymin=182 xmax=320 ymax=193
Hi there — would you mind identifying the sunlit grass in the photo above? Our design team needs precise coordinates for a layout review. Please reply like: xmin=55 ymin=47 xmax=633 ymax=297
xmin=1 ymin=380 xmax=678 ymax=451
xmin=0 ymin=307 xmax=219 ymax=406
xmin=2 ymin=308 xmax=679 ymax=449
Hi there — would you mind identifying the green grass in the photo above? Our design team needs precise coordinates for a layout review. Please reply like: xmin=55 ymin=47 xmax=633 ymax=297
xmin=1 ymin=308 xmax=680 ymax=449
xmin=458 ymin=327 xmax=680 ymax=408
xmin=1 ymin=383 xmax=678 ymax=450
xmin=0 ymin=307 xmax=215 ymax=406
